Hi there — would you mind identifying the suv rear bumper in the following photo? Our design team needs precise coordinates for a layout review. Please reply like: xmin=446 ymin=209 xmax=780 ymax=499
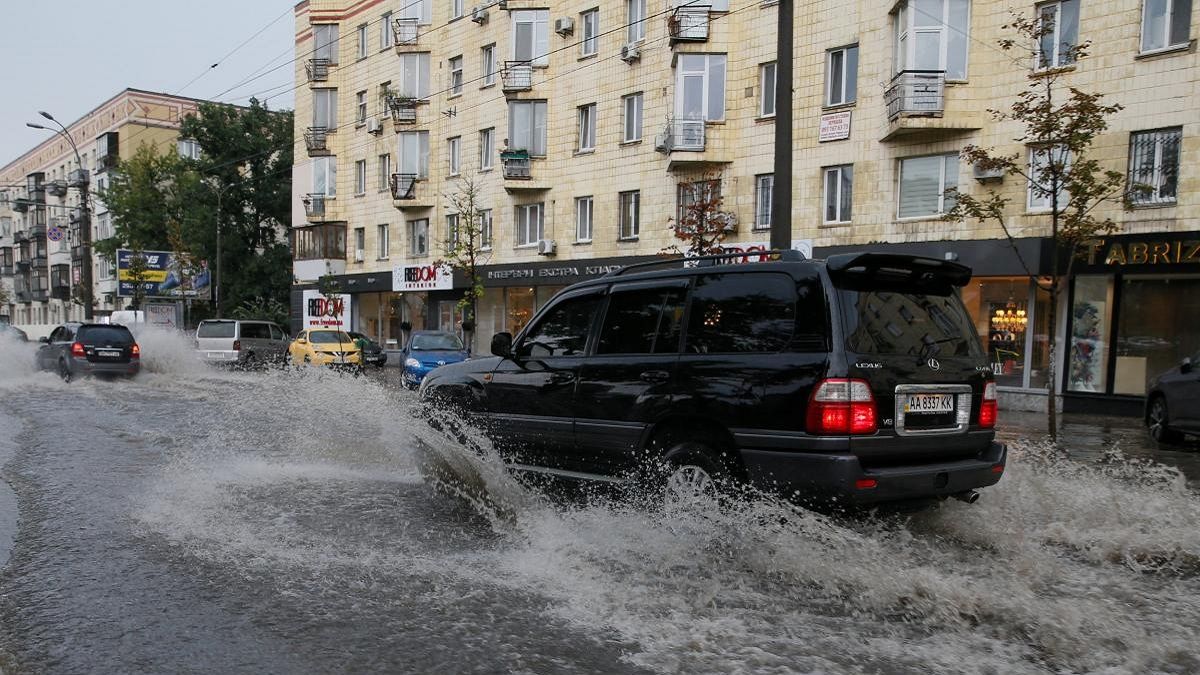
xmin=739 ymin=441 xmax=1006 ymax=504
xmin=70 ymin=356 xmax=140 ymax=378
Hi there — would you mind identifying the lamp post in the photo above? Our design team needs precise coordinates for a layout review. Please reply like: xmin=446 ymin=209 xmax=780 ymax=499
xmin=27 ymin=112 xmax=94 ymax=320
xmin=205 ymin=178 xmax=235 ymax=318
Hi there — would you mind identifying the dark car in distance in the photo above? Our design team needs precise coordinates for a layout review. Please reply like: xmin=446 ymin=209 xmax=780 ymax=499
xmin=348 ymin=331 xmax=388 ymax=367
xmin=35 ymin=322 xmax=140 ymax=382
xmin=1145 ymin=352 xmax=1200 ymax=443
xmin=420 ymin=251 xmax=1006 ymax=506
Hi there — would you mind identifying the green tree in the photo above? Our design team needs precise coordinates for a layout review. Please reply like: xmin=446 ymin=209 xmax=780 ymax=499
xmin=436 ymin=177 xmax=491 ymax=337
xmin=944 ymin=12 xmax=1125 ymax=440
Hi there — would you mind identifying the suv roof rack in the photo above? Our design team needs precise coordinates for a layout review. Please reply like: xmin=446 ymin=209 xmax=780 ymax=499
xmin=606 ymin=248 xmax=806 ymax=278
xmin=825 ymin=252 xmax=971 ymax=287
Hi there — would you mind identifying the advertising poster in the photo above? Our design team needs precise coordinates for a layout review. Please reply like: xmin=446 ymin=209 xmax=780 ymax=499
xmin=302 ymin=290 xmax=352 ymax=330
xmin=117 ymin=249 xmax=211 ymax=299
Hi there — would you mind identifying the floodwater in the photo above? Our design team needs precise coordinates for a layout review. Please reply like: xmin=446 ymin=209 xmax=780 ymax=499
xmin=0 ymin=331 xmax=1198 ymax=674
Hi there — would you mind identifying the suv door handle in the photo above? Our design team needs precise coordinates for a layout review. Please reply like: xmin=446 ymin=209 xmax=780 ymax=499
xmin=547 ymin=372 xmax=575 ymax=385
xmin=640 ymin=370 xmax=670 ymax=384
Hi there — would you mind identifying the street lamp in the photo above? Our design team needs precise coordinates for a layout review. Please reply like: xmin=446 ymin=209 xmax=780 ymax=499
xmin=27 ymin=111 xmax=94 ymax=320
xmin=205 ymin=178 xmax=235 ymax=318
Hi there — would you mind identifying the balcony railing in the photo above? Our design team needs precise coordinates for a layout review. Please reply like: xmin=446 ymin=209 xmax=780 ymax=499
xmin=655 ymin=119 xmax=706 ymax=152
xmin=31 ymin=289 xmax=49 ymax=303
xmin=303 ymin=193 xmax=328 ymax=220
xmin=388 ymin=97 xmax=418 ymax=125
xmin=306 ymin=58 xmax=331 ymax=82
xmin=72 ymin=244 xmax=86 ymax=260
xmin=500 ymin=151 xmax=532 ymax=180
xmin=30 ymin=254 xmax=47 ymax=270
xmin=392 ymin=17 xmax=419 ymax=47
xmin=13 ymin=229 xmax=29 ymax=244
xmin=669 ymin=5 xmax=710 ymax=42
xmin=67 ymin=168 xmax=90 ymax=188
xmin=501 ymin=61 xmax=533 ymax=92
xmin=29 ymin=224 xmax=47 ymax=239
xmin=16 ymin=289 xmax=31 ymax=303
xmin=885 ymin=70 xmax=945 ymax=120
xmin=304 ymin=127 xmax=330 ymax=155
xmin=16 ymin=259 xmax=31 ymax=273
xmin=46 ymin=181 xmax=67 ymax=198
xmin=12 ymin=198 xmax=30 ymax=213
xmin=390 ymin=173 xmax=417 ymax=200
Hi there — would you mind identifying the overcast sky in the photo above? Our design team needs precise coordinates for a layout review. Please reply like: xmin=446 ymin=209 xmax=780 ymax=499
xmin=0 ymin=0 xmax=297 ymax=163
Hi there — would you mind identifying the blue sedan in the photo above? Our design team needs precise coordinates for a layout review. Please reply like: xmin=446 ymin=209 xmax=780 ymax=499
xmin=402 ymin=331 xmax=470 ymax=389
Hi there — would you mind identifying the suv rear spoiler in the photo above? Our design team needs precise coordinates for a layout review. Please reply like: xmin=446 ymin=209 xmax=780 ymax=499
xmin=825 ymin=253 xmax=972 ymax=287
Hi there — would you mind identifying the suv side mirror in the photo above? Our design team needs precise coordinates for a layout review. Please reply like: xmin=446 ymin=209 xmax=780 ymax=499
xmin=39 ymin=336 xmax=49 ymax=344
xmin=490 ymin=332 xmax=513 ymax=358
xmin=1182 ymin=358 xmax=1193 ymax=375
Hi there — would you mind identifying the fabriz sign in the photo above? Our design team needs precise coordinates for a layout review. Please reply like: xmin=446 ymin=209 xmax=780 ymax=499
xmin=393 ymin=263 xmax=453 ymax=292
xmin=302 ymin=290 xmax=352 ymax=330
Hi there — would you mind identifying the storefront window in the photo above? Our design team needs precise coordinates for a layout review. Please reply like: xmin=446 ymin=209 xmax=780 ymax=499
xmin=402 ymin=292 xmax=428 ymax=333
xmin=1067 ymin=276 xmax=1112 ymax=393
xmin=1114 ymin=276 xmax=1200 ymax=395
xmin=1028 ymin=285 xmax=1051 ymax=389
xmin=506 ymin=287 xmax=536 ymax=335
xmin=961 ymin=276 xmax=1037 ymax=388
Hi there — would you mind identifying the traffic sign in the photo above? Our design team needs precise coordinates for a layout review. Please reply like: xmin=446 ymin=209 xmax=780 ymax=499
xmin=47 ymin=226 xmax=65 ymax=242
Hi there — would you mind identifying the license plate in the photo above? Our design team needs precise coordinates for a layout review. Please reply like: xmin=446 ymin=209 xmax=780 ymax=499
xmin=904 ymin=393 xmax=954 ymax=414
xmin=97 ymin=349 xmax=121 ymax=358
xmin=207 ymin=352 xmax=222 ymax=359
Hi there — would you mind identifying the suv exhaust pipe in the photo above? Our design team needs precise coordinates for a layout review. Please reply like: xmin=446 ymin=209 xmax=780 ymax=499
xmin=951 ymin=490 xmax=980 ymax=504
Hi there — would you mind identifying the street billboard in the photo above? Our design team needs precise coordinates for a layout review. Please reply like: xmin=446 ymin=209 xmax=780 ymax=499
xmin=302 ymin=290 xmax=352 ymax=330
xmin=117 ymin=249 xmax=211 ymax=299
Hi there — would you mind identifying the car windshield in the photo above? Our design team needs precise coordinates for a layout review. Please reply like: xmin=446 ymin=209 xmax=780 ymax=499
xmin=77 ymin=326 xmax=135 ymax=345
xmin=310 ymin=331 xmax=352 ymax=344
xmin=836 ymin=282 xmax=983 ymax=359
xmin=411 ymin=333 xmax=463 ymax=351
xmin=198 ymin=322 xmax=236 ymax=338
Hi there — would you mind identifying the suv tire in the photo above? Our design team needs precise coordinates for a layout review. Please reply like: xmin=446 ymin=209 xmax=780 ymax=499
xmin=659 ymin=441 xmax=737 ymax=502
xmin=58 ymin=359 xmax=72 ymax=383
xmin=1148 ymin=395 xmax=1183 ymax=444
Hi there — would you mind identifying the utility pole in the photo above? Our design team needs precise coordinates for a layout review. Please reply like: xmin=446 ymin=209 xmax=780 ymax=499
xmin=770 ymin=0 xmax=793 ymax=252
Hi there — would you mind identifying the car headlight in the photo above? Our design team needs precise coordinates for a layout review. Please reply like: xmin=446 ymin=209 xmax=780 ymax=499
xmin=405 ymin=357 xmax=420 ymax=368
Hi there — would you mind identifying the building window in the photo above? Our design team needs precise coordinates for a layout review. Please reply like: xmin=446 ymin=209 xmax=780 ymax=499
xmin=449 ymin=55 xmax=464 ymax=95
xmin=478 ymin=209 xmax=493 ymax=249
xmin=675 ymin=54 xmax=726 ymax=122
xmin=581 ymin=9 xmax=599 ymax=56
xmin=754 ymin=174 xmax=773 ymax=230
xmin=1027 ymin=145 xmax=1071 ymax=211
xmin=313 ymin=156 xmax=337 ymax=196
xmin=481 ymin=44 xmax=497 ymax=86
xmin=356 ymin=90 xmax=367 ymax=124
xmin=512 ymin=10 xmax=550 ymax=65
xmin=760 ymin=62 xmax=777 ymax=117
xmin=380 ymin=12 xmax=393 ymax=49
xmin=577 ymin=103 xmax=597 ymax=152
xmin=446 ymin=214 xmax=460 ymax=247
xmin=622 ymin=93 xmax=643 ymax=142
xmin=515 ymin=203 xmax=544 ymax=246
xmin=354 ymin=159 xmax=367 ymax=195
xmin=313 ymin=89 xmax=338 ymax=128
xmin=357 ymin=24 xmax=368 ymax=59
xmin=1142 ymin=0 xmax=1192 ymax=52
xmin=397 ymin=53 xmax=431 ymax=98
xmin=1037 ymin=0 xmax=1079 ymax=68
xmin=627 ymin=0 xmax=646 ymax=43
xmin=480 ymin=128 xmax=495 ymax=169
xmin=400 ymin=0 xmax=431 ymax=25
xmin=1128 ymin=127 xmax=1182 ymax=206
xmin=898 ymin=154 xmax=957 ymax=218
xmin=509 ymin=100 xmax=548 ymax=156
xmin=677 ymin=180 xmax=720 ymax=228
xmin=177 ymin=139 xmax=201 ymax=160
xmin=398 ymin=131 xmax=430 ymax=178
xmin=823 ymin=165 xmax=853 ymax=223
xmin=619 ymin=190 xmax=640 ymax=239
xmin=448 ymin=136 xmax=461 ymax=175
xmin=355 ymin=227 xmax=366 ymax=260
xmin=826 ymin=45 xmax=858 ymax=106
xmin=452 ymin=0 xmax=464 ymax=20
xmin=314 ymin=24 xmax=339 ymax=64
xmin=378 ymin=153 xmax=392 ymax=190
xmin=576 ymin=196 xmax=594 ymax=242
xmin=377 ymin=224 xmax=390 ymax=259
xmin=893 ymin=0 xmax=970 ymax=80
xmin=408 ymin=219 xmax=430 ymax=256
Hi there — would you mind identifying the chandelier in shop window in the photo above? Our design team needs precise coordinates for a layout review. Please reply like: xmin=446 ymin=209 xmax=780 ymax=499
xmin=992 ymin=301 xmax=1027 ymax=332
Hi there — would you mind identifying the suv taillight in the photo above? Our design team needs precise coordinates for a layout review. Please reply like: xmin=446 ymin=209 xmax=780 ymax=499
xmin=232 ymin=339 xmax=241 ymax=351
xmin=979 ymin=381 xmax=998 ymax=428
xmin=131 ymin=343 xmax=141 ymax=359
xmin=806 ymin=378 xmax=877 ymax=435
xmin=71 ymin=341 xmax=86 ymax=358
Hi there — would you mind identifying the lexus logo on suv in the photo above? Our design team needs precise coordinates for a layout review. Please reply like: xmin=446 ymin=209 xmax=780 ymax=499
xmin=927 ymin=358 xmax=941 ymax=371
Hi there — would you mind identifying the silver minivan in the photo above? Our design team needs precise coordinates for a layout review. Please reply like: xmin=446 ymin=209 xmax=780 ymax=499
xmin=195 ymin=319 xmax=289 ymax=367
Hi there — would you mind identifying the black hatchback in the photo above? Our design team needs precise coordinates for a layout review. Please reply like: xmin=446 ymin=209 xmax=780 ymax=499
xmin=36 ymin=323 xmax=141 ymax=382
xmin=420 ymin=252 xmax=1005 ymax=505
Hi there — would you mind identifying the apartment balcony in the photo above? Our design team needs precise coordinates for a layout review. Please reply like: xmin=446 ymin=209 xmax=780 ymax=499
xmin=668 ymin=5 xmax=710 ymax=43
xmin=882 ymin=70 xmax=982 ymax=142
xmin=13 ymin=229 xmax=29 ymax=244
xmin=392 ymin=18 xmax=419 ymax=48
xmin=303 ymin=193 xmax=329 ymax=221
xmin=654 ymin=119 xmax=732 ymax=171
xmin=501 ymin=62 xmax=533 ymax=94
xmin=390 ymin=173 xmax=435 ymax=209
xmin=387 ymin=97 xmax=419 ymax=126
xmin=29 ymin=223 xmax=47 ymax=239
xmin=71 ymin=244 xmax=86 ymax=261
xmin=16 ymin=289 xmax=32 ymax=303
xmin=30 ymin=254 xmax=47 ymax=270
xmin=291 ymin=221 xmax=347 ymax=282
xmin=51 ymin=264 xmax=71 ymax=300
xmin=306 ymin=58 xmax=331 ymax=82
xmin=16 ymin=259 xmax=31 ymax=273
xmin=304 ymin=127 xmax=331 ymax=156
xmin=31 ymin=288 xmax=49 ymax=303
xmin=46 ymin=181 xmax=68 ymax=198
xmin=67 ymin=168 xmax=90 ymax=188
xmin=12 ymin=198 xmax=30 ymax=214
xmin=0 ymin=264 xmax=11 ymax=277
xmin=500 ymin=151 xmax=551 ymax=192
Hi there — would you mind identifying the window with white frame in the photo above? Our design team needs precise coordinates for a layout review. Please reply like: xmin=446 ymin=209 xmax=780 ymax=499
xmin=754 ymin=174 xmax=773 ymax=230
xmin=627 ymin=0 xmax=646 ymax=43
xmin=826 ymin=45 xmax=858 ymax=106
xmin=312 ymin=89 xmax=338 ymax=128
xmin=1036 ymin=0 xmax=1078 ymax=68
xmin=177 ymin=139 xmax=201 ymax=160
xmin=1027 ymin=145 xmax=1071 ymax=211
xmin=622 ymin=93 xmax=643 ymax=142
xmin=1142 ymin=0 xmax=1192 ymax=52
xmin=515 ymin=203 xmax=544 ymax=246
xmin=357 ymin=24 xmax=368 ymax=59
xmin=481 ymin=44 xmax=497 ymax=85
xmin=513 ymin=10 xmax=549 ymax=65
xmin=377 ymin=224 xmax=390 ymax=259
xmin=619 ymin=191 xmax=640 ymax=239
xmin=378 ymin=153 xmax=391 ymax=190
xmin=398 ymin=131 xmax=430 ymax=178
xmin=478 ymin=209 xmax=493 ymax=249
xmin=760 ymin=62 xmax=777 ymax=117
xmin=448 ymin=136 xmax=461 ymax=175
xmin=480 ymin=128 xmax=495 ymax=169
xmin=578 ymin=104 xmax=597 ymax=152
xmin=823 ymin=165 xmax=853 ymax=223
xmin=452 ymin=0 xmax=465 ymax=20
xmin=380 ymin=12 xmax=393 ymax=48
xmin=509 ymin=100 xmax=548 ymax=156
xmin=408 ymin=219 xmax=430 ymax=256
xmin=898 ymin=153 xmax=957 ymax=218
xmin=400 ymin=0 xmax=432 ymax=25
xmin=313 ymin=156 xmax=337 ymax=196
xmin=581 ymin=9 xmax=599 ymax=56
xmin=354 ymin=159 xmax=367 ymax=195
xmin=397 ymin=53 xmax=431 ymax=98
xmin=356 ymin=90 xmax=367 ymax=123
xmin=99 ymin=256 xmax=114 ymax=280
xmin=675 ymin=54 xmax=726 ymax=121
xmin=449 ymin=55 xmax=464 ymax=95
xmin=355 ymin=227 xmax=366 ymax=259
xmin=446 ymin=214 xmax=460 ymax=247
xmin=378 ymin=81 xmax=392 ymax=113
xmin=892 ymin=0 xmax=970 ymax=80
xmin=314 ymin=24 xmax=339 ymax=64
xmin=1128 ymin=127 xmax=1182 ymax=205
xmin=575 ymin=196 xmax=594 ymax=242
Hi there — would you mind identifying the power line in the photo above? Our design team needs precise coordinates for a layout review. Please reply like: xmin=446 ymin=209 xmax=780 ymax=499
xmin=177 ymin=7 xmax=295 ymax=96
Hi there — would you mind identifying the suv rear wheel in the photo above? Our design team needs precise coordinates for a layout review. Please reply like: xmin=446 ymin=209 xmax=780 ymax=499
xmin=658 ymin=440 xmax=740 ymax=502
xmin=1148 ymin=395 xmax=1183 ymax=444
xmin=58 ymin=359 xmax=72 ymax=383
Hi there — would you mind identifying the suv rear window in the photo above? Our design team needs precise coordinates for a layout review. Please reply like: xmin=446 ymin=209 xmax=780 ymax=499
xmin=77 ymin=326 xmax=134 ymax=345
xmin=198 ymin=322 xmax=236 ymax=338
xmin=684 ymin=272 xmax=805 ymax=354
xmin=838 ymin=287 xmax=983 ymax=358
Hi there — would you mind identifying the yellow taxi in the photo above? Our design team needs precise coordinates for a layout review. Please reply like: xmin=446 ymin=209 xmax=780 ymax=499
xmin=287 ymin=328 xmax=362 ymax=368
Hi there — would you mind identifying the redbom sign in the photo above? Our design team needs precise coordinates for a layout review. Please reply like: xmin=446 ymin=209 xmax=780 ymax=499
xmin=302 ymin=290 xmax=352 ymax=330
xmin=394 ymin=263 xmax=453 ymax=292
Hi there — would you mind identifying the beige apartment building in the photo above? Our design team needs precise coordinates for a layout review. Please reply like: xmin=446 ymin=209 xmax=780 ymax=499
xmin=0 ymin=88 xmax=206 ymax=335
xmin=291 ymin=0 xmax=1198 ymax=413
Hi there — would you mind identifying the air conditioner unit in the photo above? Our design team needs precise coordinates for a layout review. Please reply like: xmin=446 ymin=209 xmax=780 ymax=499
xmin=973 ymin=163 xmax=1005 ymax=182
xmin=354 ymin=249 xmax=365 ymax=262
xmin=620 ymin=43 xmax=641 ymax=63
xmin=654 ymin=133 xmax=671 ymax=153
xmin=471 ymin=6 xmax=489 ymax=23
xmin=366 ymin=118 xmax=383 ymax=135
xmin=554 ymin=17 xmax=574 ymax=36
xmin=536 ymin=239 xmax=557 ymax=256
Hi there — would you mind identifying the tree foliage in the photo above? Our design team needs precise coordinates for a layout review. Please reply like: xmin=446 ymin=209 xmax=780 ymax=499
xmin=436 ymin=177 xmax=491 ymax=329
xmin=663 ymin=173 xmax=738 ymax=257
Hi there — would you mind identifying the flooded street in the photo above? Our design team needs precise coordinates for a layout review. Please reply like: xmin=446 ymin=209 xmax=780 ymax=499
xmin=1 ymin=333 xmax=1199 ymax=674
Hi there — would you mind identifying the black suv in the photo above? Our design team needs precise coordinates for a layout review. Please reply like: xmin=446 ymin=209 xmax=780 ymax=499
xmin=420 ymin=252 xmax=1005 ymax=505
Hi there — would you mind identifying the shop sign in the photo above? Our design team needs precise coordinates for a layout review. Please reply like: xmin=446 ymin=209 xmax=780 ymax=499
xmin=1082 ymin=237 xmax=1200 ymax=268
xmin=394 ymin=263 xmax=454 ymax=292
xmin=818 ymin=111 xmax=851 ymax=142
xmin=302 ymin=289 xmax=352 ymax=330
xmin=716 ymin=239 xmax=814 ymax=263
xmin=479 ymin=256 xmax=660 ymax=287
